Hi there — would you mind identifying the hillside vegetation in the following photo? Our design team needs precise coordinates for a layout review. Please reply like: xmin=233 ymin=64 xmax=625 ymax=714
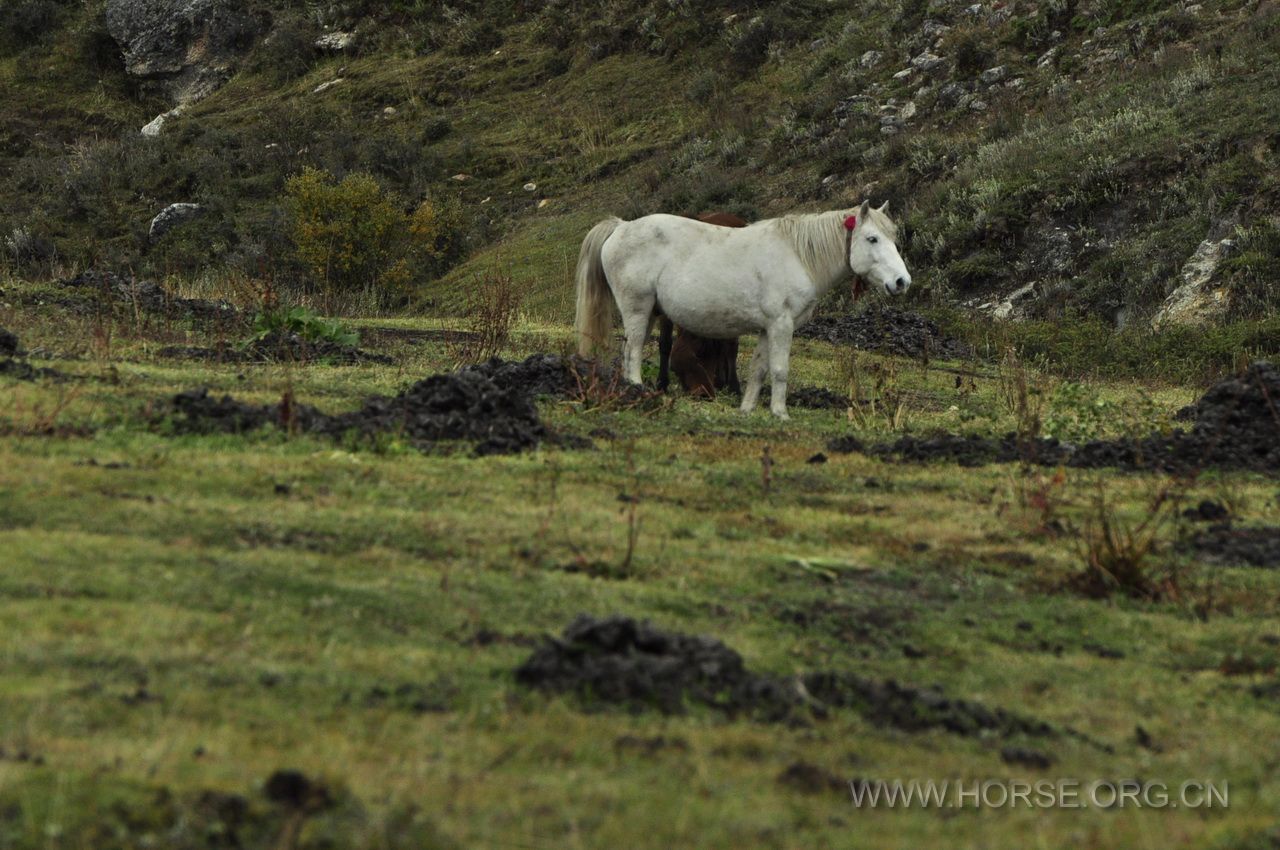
xmin=1 ymin=0 xmax=1278 ymax=328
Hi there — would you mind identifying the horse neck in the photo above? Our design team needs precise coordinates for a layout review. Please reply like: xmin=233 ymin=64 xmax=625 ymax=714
xmin=770 ymin=213 xmax=850 ymax=295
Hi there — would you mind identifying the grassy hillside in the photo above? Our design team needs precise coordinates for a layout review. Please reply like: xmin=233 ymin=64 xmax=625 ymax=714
xmin=1 ymin=0 xmax=1278 ymax=326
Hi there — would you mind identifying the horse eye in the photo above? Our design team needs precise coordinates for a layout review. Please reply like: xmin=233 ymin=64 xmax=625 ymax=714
xmin=867 ymin=236 xmax=878 ymax=244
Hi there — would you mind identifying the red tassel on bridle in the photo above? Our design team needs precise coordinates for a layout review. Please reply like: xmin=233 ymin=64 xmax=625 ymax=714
xmin=844 ymin=215 xmax=857 ymax=230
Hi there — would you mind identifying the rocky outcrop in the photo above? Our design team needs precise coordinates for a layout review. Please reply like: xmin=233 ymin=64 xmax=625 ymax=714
xmin=1151 ymin=232 xmax=1239 ymax=329
xmin=106 ymin=0 xmax=262 ymax=105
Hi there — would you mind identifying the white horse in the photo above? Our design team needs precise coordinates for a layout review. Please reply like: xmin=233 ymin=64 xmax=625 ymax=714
xmin=573 ymin=200 xmax=912 ymax=418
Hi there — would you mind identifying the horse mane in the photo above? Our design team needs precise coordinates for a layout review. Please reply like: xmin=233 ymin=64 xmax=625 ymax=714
xmin=771 ymin=206 xmax=898 ymax=283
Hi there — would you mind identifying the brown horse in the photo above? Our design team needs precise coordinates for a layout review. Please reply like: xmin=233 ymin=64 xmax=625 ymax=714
xmin=656 ymin=212 xmax=747 ymax=398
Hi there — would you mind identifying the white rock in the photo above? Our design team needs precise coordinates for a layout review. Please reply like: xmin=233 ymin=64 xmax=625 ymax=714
xmin=859 ymin=49 xmax=884 ymax=68
xmin=148 ymin=203 xmax=203 ymax=240
xmin=989 ymin=283 xmax=1038 ymax=321
xmin=899 ymin=100 xmax=918 ymax=120
xmin=921 ymin=20 xmax=951 ymax=38
xmin=910 ymin=52 xmax=947 ymax=73
xmin=141 ymin=106 xmax=183 ymax=137
xmin=523 ymin=182 xmax=537 ymax=192
xmin=1151 ymin=234 xmax=1237 ymax=328
xmin=315 ymin=31 xmax=356 ymax=51
xmin=312 ymin=78 xmax=344 ymax=94
xmin=979 ymin=65 xmax=1008 ymax=85
xmin=537 ymin=198 xmax=551 ymax=209
xmin=893 ymin=68 xmax=914 ymax=79
xmin=451 ymin=173 xmax=471 ymax=181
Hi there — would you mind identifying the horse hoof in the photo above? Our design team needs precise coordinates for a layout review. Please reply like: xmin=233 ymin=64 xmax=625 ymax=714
xmin=772 ymin=411 xmax=791 ymax=421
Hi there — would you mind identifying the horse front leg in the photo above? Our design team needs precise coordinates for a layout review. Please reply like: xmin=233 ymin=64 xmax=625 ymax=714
xmin=766 ymin=317 xmax=795 ymax=420
xmin=739 ymin=334 xmax=769 ymax=414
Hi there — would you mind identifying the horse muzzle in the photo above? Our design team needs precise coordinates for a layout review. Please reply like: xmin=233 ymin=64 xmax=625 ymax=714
xmin=884 ymin=274 xmax=911 ymax=296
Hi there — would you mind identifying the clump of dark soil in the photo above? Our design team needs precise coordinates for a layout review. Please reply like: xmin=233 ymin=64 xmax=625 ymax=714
xmin=515 ymin=614 xmax=1059 ymax=739
xmin=829 ymin=362 xmax=1280 ymax=474
xmin=787 ymin=385 xmax=848 ymax=410
xmin=777 ymin=762 xmax=848 ymax=795
xmin=60 ymin=270 xmax=241 ymax=324
xmin=167 ymin=358 xmax=583 ymax=455
xmin=462 ymin=353 xmax=580 ymax=398
xmin=1183 ymin=500 xmax=1230 ymax=522
xmin=1185 ymin=524 xmax=1280 ymax=568
xmin=0 ymin=327 xmax=71 ymax=381
xmin=169 ymin=387 xmax=328 ymax=435
xmin=158 ymin=330 xmax=392 ymax=365
xmin=327 ymin=368 xmax=551 ymax=455
xmin=797 ymin=305 xmax=971 ymax=360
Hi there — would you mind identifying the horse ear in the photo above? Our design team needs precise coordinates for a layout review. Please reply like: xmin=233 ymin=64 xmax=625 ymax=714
xmin=877 ymin=201 xmax=889 ymax=214
xmin=858 ymin=200 xmax=871 ymax=220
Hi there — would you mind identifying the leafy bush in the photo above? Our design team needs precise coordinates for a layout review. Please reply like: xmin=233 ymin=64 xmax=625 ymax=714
xmin=253 ymin=305 xmax=359 ymax=347
xmin=0 ymin=0 xmax=65 ymax=56
xmin=284 ymin=167 xmax=465 ymax=307
xmin=244 ymin=14 xmax=318 ymax=83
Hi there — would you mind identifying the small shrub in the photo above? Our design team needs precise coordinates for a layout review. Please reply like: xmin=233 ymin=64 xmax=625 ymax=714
xmin=1223 ymin=218 xmax=1280 ymax=320
xmin=286 ymin=167 xmax=411 ymax=304
xmin=448 ymin=268 xmax=523 ymax=363
xmin=1069 ymin=483 xmax=1184 ymax=601
xmin=409 ymin=195 xmax=467 ymax=278
xmin=1044 ymin=381 xmax=1117 ymax=441
xmin=284 ymin=167 xmax=466 ymax=308
xmin=253 ymin=305 xmax=359 ymax=347
xmin=954 ymin=32 xmax=995 ymax=77
xmin=245 ymin=15 xmax=318 ymax=83
xmin=0 ymin=0 xmax=64 ymax=55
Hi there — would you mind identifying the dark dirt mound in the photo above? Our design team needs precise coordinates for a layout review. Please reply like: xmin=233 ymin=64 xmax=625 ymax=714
xmin=167 ymin=360 xmax=580 ymax=455
xmin=462 ymin=353 xmax=579 ymax=398
xmin=0 ymin=357 xmax=71 ymax=382
xmin=827 ymin=362 xmax=1280 ymax=473
xmin=169 ymin=387 xmax=328 ymax=435
xmin=1183 ymin=500 xmax=1231 ymax=522
xmin=60 ymin=270 xmax=241 ymax=324
xmin=328 ymin=368 xmax=550 ymax=455
xmin=1185 ymin=524 xmax=1280 ymax=568
xmin=788 ymin=385 xmax=848 ymax=410
xmin=515 ymin=614 xmax=1059 ymax=738
xmin=0 ymin=327 xmax=19 ymax=356
xmin=157 ymin=330 xmax=392 ymax=365
xmin=797 ymin=305 xmax=971 ymax=360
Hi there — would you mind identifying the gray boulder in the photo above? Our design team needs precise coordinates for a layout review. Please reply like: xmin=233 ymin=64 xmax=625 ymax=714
xmin=149 ymin=203 xmax=204 ymax=240
xmin=106 ymin=0 xmax=261 ymax=105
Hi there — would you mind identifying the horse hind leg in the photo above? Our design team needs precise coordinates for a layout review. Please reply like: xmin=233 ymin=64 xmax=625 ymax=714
xmin=619 ymin=300 xmax=656 ymax=385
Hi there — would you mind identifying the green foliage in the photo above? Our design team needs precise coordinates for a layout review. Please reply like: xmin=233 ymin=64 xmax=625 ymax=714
xmin=0 ymin=0 xmax=65 ymax=56
xmin=252 ymin=304 xmax=360 ymax=347
xmin=284 ymin=167 xmax=465 ymax=306
xmin=1044 ymin=381 xmax=1163 ymax=441
xmin=938 ymin=309 xmax=1280 ymax=382
xmin=1223 ymin=218 xmax=1280 ymax=319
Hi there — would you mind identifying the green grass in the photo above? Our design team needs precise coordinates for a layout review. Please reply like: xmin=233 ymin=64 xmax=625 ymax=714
xmin=1 ymin=281 xmax=1279 ymax=847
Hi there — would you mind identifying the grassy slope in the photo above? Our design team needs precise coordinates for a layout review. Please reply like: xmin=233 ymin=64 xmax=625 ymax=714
xmin=2 ymin=287 xmax=1279 ymax=847
xmin=3 ymin=0 xmax=1277 ymax=326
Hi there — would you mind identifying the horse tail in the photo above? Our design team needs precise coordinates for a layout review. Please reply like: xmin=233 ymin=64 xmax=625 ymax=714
xmin=574 ymin=217 xmax=622 ymax=357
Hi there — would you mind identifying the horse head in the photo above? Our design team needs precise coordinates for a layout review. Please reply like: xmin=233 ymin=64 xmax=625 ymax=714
xmin=845 ymin=200 xmax=912 ymax=296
